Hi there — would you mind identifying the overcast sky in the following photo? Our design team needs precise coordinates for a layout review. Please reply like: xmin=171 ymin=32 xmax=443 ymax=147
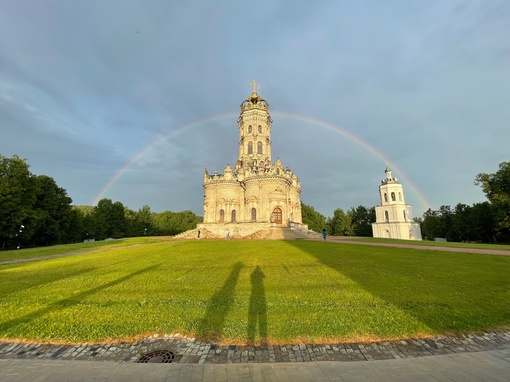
xmin=1 ymin=0 xmax=509 ymax=218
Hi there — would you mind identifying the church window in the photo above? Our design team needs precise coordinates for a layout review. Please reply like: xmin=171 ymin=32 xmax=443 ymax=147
xmin=403 ymin=210 xmax=406 ymax=221
xmin=251 ymin=208 xmax=256 ymax=221
xmin=391 ymin=192 xmax=396 ymax=201
xmin=399 ymin=192 xmax=402 ymax=201
xmin=257 ymin=141 xmax=263 ymax=154
xmin=384 ymin=193 xmax=388 ymax=202
xmin=272 ymin=207 xmax=282 ymax=224
xmin=258 ymin=125 xmax=262 ymax=133
xmin=248 ymin=125 xmax=252 ymax=133
xmin=219 ymin=209 xmax=225 ymax=223
xmin=248 ymin=142 xmax=253 ymax=154
xmin=231 ymin=210 xmax=236 ymax=222
xmin=384 ymin=211 xmax=389 ymax=222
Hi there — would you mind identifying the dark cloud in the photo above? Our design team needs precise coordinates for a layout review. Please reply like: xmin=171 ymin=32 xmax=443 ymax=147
xmin=1 ymin=0 xmax=508 ymax=217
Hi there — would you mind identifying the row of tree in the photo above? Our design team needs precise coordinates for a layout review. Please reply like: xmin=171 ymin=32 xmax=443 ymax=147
xmin=301 ymin=203 xmax=375 ymax=237
xmin=419 ymin=161 xmax=510 ymax=243
xmin=0 ymin=155 xmax=202 ymax=249
xmin=301 ymin=161 xmax=510 ymax=244
xmin=2 ymin=154 xmax=509 ymax=247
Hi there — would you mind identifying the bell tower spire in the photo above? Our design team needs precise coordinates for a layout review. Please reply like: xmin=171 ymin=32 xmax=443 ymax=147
xmin=236 ymin=81 xmax=272 ymax=171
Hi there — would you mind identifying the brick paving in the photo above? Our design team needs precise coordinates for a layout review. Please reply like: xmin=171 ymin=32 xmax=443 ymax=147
xmin=1 ymin=331 xmax=509 ymax=364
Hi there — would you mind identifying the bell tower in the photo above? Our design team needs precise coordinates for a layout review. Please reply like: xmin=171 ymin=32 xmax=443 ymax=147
xmin=235 ymin=80 xmax=272 ymax=173
xmin=372 ymin=165 xmax=422 ymax=240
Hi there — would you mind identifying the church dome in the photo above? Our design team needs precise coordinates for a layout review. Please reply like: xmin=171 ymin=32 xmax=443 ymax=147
xmin=240 ymin=80 xmax=269 ymax=113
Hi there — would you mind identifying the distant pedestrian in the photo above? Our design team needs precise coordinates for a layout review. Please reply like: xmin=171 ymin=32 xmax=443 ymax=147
xmin=322 ymin=229 xmax=327 ymax=240
xmin=197 ymin=229 xmax=201 ymax=240
xmin=226 ymin=229 xmax=230 ymax=240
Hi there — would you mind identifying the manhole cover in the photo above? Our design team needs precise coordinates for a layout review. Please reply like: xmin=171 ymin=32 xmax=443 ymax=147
xmin=137 ymin=349 xmax=174 ymax=363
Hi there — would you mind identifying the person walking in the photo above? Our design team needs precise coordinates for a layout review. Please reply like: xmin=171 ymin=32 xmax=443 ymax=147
xmin=197 ymin=229 xmax=201 ymax=240
xmin=322 ymin=228 xmax=327 ymax=240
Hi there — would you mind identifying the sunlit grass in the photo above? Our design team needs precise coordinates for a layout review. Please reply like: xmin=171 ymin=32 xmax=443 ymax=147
xmin=0 ymin=240 xmax=509 ymax=344
xmin=0 ymin=237 xmax=168 ymax=262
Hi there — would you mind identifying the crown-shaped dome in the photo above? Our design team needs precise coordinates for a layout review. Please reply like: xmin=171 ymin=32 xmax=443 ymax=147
xmin=240 ymin=80 xmax=269 ymax=113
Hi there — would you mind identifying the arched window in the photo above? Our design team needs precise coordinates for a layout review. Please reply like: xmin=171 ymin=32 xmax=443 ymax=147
xmin=391 ymin=192 xmax=396 ymax=201
xmin=251 ymin=207 xmax=256 ymax=221
xmin=384 ymin=211 xmax=389 ymax=222
xmin=272 ymin=207 xmax=282 ymax=224
xmin=248 ymin=125 xmax=252 ymax=133
xmin=399 ymin=192 xmax=402 ymax=201
xmin=384 ymin=193 xmax=388 ymax=202
xmin=219 ymin=209 xmax=225 ymax=223
xmin=403 ymin=210 xmax=406 ymax=221
xmin=257 ymin=141 xmax=262 ymax=154
xmin=258 ymin=125 xmax=262 ymax=133
xmin=248 ymin=142 xmax=253 ymax=154
xmin=231 ymin=210 xmax=236 ymax=222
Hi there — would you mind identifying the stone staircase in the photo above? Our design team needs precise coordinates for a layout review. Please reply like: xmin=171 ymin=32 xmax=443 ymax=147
xmin=174 ymin=227 xmax=322 ymax=240
xmin=173 ymin=228 xmax=220 ymax=240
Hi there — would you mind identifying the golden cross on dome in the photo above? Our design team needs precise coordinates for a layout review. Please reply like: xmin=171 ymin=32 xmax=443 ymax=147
xmin=249 ymin=80 xmax=260 ymax=94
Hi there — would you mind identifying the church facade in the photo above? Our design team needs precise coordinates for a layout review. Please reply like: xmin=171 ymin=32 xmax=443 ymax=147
xmin=198 ymin=81 xmax=306 ymax=238
xmin=372 ymin=166 xmax=422 ymax=240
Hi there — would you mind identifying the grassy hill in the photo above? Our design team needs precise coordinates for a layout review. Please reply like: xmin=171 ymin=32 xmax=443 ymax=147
xmin=1 ymin=238 xmax=509 ymax=344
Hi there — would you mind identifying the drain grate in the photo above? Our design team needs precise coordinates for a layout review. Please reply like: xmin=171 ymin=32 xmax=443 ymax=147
xmin=137 ymin=349 xmax=174 ymax=363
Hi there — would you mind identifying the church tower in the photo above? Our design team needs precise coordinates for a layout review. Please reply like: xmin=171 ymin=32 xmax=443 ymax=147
xmin=198 ymin=81 xmax=307 ymax=238
xmin=372 ymin=166 xmax=422 ymax=240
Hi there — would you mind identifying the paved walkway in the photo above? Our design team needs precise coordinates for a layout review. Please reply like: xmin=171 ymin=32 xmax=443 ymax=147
xmin=1 ymin=345 xmax=509 ymax=381
xmin=323 ymin=237 xmax=510 ymax=257
xmin=1 ymin=332 xmax=510 ymax=381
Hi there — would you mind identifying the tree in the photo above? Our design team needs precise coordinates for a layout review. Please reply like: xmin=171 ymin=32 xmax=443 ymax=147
xmin=470 ymin=202 xmax=496 ymax=243
xmin=30 ymin=175 xmax=73 ymax=246
xmin=348 ymin=205 xmax=375 ymax=237
xmin=421 ymin=208 xmax=441 ymax=241
xmin=92 ymin=198 xmax=127 ymax=239
xmin=153 ymin=210 xmax=202 ymax=235
xmin=0 ymin=155 xmax=36 ymax=248
xmin=300 ymin=202 xmax=326 ymax=233
xmin=452 ymin=203 xmax=472 ymax=242
xmin=475 ymin=161 xmax=510 ymax=242
xmin=327 ymin=208 xmax=353 ymax=236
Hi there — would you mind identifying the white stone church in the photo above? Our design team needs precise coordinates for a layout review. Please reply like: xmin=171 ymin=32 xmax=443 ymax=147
xmin=371 ymin=166 xmax=422 ymax=240
xmin=197 ymin=81 xmax=308 ymax=238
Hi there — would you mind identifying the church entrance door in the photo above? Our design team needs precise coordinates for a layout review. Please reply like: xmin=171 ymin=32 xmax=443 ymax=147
xmin=272 ymin=207 xmax=282 ymax=224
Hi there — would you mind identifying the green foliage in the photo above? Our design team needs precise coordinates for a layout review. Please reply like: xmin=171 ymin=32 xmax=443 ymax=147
xmin=0 ymin=155 xmax=74 ymax=248
xmin=1 ymin=240 xmax=508 ymax=343
xmin=348 ymin=205 xmax=375 ymax=236
xmin=421 ymin=202 xmax=499 ymax=243
xmin=31 ymin=175 xmax=73 ymax=246
xmin=326 ymin=208 xmax=353 ymax=236
xmin=300 ymin=202 xmax=326 ymax=233
xmin=0 ymin=155 xmax=35 ymax=243
xmin=153 ymin=210 xmax=202 ymax=235
xmin=475 ymin=161 xmax=510 ymax=242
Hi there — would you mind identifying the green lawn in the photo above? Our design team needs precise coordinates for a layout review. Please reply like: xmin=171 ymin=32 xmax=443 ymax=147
xmin=0 ymin=240 xmax=509 ymax=345
xmin=0 ymin=237 xmax=167 ymax=262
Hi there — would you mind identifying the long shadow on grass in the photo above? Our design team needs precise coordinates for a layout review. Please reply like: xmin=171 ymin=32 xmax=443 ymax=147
xmin=196 ymin=262 xmax=243 ymax=342
xmin=0 ymin=258 xmax=137 ymax=299
xmin=0 ymin=266 xmax=96 ymax=299
xmin=287 ymin=240 xmax=510 ymax=333
xmin=0 ymin=264 xmax=160 ymax=331
xmin=247 ymin=266 xmax=267 ymax=345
